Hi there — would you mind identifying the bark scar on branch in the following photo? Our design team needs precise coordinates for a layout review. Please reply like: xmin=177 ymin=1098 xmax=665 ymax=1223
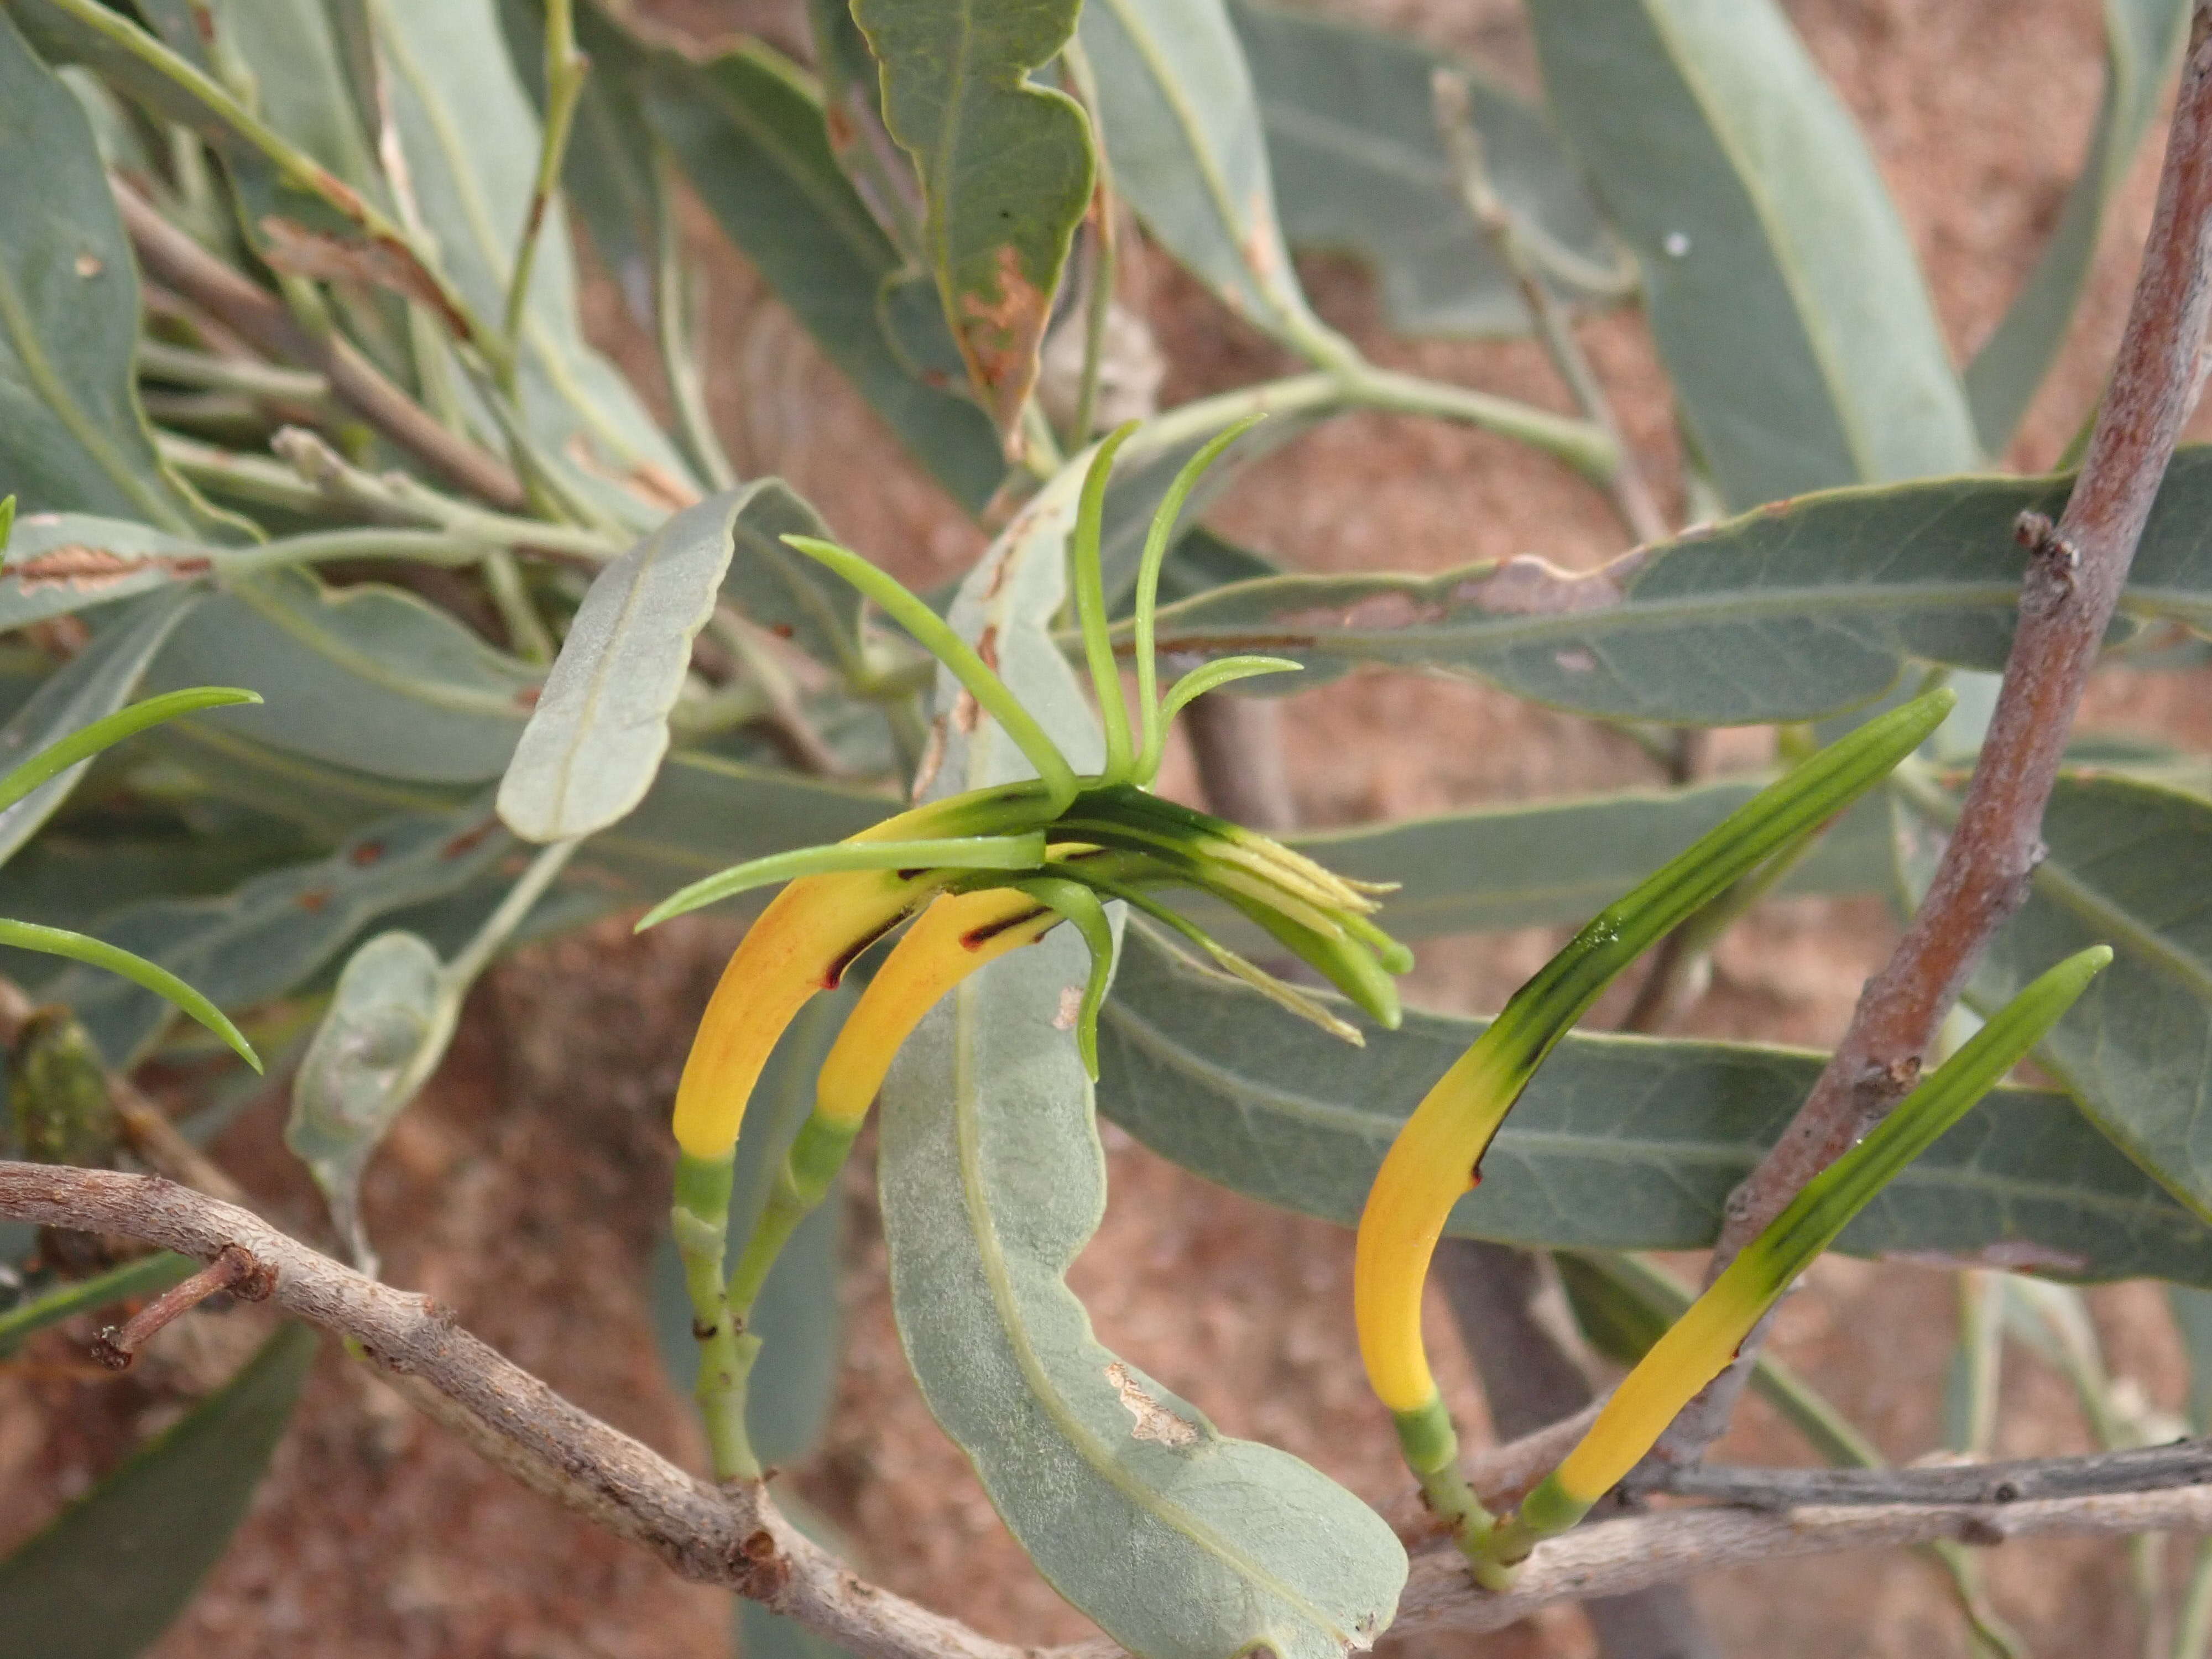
xmin=1661 ymin=0 xmax=2212 ymax=1468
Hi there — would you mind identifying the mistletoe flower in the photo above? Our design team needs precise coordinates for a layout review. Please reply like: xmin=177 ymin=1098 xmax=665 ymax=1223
xmin=642 ymin=420 xmax=1412 ymax=1479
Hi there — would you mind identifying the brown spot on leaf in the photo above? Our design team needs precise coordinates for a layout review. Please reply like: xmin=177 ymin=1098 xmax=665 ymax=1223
xmin=296 ymin=889 xmax=332 ymax=914
xmin=952 ymin=687 xmax=980 ymax=735
xmin=6 ymin=545 xmax=210 ymax=595
xmin=1105 ymin=1361 xmax=1199 ymax=1447
xmin=514 ymin=686 xmax=542 ymax=710
xmin=975 ymin=623 xmax=999 ymax=673
xmin=258 ymin=218 xmax=469 ymax=338
xmin=348 ymin=841 xmax=385 ymax=868
xmin=561 ymin=437 xmax=699 ymax=512
xmin=441 ymin=821 xmax=499 ymax=862
xmin=957 ymin=244 xmax=1050 ymax=439
xmin=74 ymin=253 xmax=102 ymax=279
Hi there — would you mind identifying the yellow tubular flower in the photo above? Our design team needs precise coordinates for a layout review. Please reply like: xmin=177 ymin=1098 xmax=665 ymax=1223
xmin=815 ymin=887 xmax=1061 ymax=1125
xmin=670 ymin=800 xmax=1003 ymax=1160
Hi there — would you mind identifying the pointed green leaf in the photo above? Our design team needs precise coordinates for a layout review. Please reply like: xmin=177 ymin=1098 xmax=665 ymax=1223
xmin=1144 ymin=453 xmax=2212 ymax=724
xmin=499 ymin=492 xmax=748 ymax=842
xmin=1097 ymin=927 xmax=2212 ymax=1286
xmin=0 ymin=918 xmax=259 ymax=1067
xmin=0 ymin=590 xmax=206 ymax=869
xmin=1965 ymin=0 xmax=2190 ymax=450
xmin=851 ymin=0 xmax=1092 ymax=433
xmin=0 ymin=9 xmax=200 ymax=528
xmin=1229 ymin=0 xmax=1624 ymax=338
xmin=1079 ymin=0 xmax=1349 ymax=364
xmin=1525 ymin=0 xmax=1979 ymax=505
xmin=1900 ymin=771 xmax=2212 ymax=1223
xmin=0 ymin=1322 xmax=316 ymax=1659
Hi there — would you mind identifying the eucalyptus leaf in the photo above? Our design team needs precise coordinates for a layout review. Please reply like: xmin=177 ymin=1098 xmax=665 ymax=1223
xmin=1229 ymin=0 xmax=1623 ymax=338
xmin=1525 ymin=0 xmax=1979 ymax=506
xmin=369 ymin=0 xmax=700 ymax=528
xmin=878 ymin=451 xmax=1405 ymax=1659
xmin=41 ymin=806 xmax=510 ymax=1065
xmin=1965 ymin=0 xmax=2189 ymax=451
xmin=851 ymin=0 xmax=1092 ymax=433
xmin=145 ymin=567 xmax=540 ymax=784
xmin=0 ymin=1322 xmax=316 ymax=1659
xmin=1900 ymin=771 xmax=2212 ymax=1223
xmin=1079 ymin=0 xmax=1350 ymax=364
xmin=1096 ymin=927 xmax=2212 ymax=1286
xmin=0 ymin=588 xmax=202 ymax=869
xmin=0 ymin=9 xmax=200 ymax=528
xmin=500 ymin=492 xmax=747 ymax=842
xmin=1144 ymin=452 xmax=2212 ymax=725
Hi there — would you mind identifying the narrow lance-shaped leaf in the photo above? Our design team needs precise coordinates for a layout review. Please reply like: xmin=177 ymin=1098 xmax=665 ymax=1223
xmin=851 ymin=0 xmax=1093 ymax=435
xmin=1142 ymin=451 xmax=2212 ymax=726
xmin=0 ymin=1323 xmax=317 ymax=1659
xmin=1525 ymin=0 xmax=1979 ymax=506
xmin=1093 ymin=925 xmax=2212 ymax=1286
xmin=0 ymin=8 xmax=203 ymax=528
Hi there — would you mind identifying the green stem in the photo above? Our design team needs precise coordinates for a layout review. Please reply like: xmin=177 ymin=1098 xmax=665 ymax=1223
xmin=726 ymin=1115 xmax=859 ymax=1318
xmin=653 ymin=141 xmax=739 ymax=492
xmin=137 ymin=341 xmax=331 ymax=406
xmin=500 ymin=0 xmax=588 ymax=384
xmin=674 ymin=1149 xmax=760 ymax=1481
xmin=1390 ymin=1395 xmax=1511 ymax=1589
xmin=481 ymin=547 xmax=555 ymax=664
xmin=441 ymin=837 xmax=580 ymax=990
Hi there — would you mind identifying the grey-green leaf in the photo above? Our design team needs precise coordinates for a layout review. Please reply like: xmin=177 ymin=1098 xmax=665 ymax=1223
xmin=41 ymin=807 xmax=510 ymax=1065
xmin=146 ymin=567 xmax=540 ymax=784
xmin=0 ymin=1322 xmax=316 ymax=1659
xmin=0 ymin=9 xmax=199 ymax=529
xmin=1079 ymin=0 xmax=1350 ymax=365
xmin=851 ymin=0 xmax=1092 ymax=433
xmin=1525 ymin=0 xmax=1979 ymax=506
xmin=499 ymin=493 xmax=746 ymax=842
xmin=1143 ymin=453 xmax=2212 ymax=725
xmin=1901 ymin=772 xmax=2212 ymax=1224
xmin=285 ymin=928 xmax=446 ymax=1263
xmin=1229 ymin=0 xmax=1624 ymax=338
xmin=1097 ymin=926 xmax=2212 ymax=1286
xmin=0 ymin=588 xmax=202 ymax=869
xmin=879 ymin=453 xmax=1405 ymax=1659
xmin=1965 ymin=0 xmax=2189 ymax=451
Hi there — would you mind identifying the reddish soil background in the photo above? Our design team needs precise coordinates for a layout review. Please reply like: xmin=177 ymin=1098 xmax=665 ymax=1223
xmin=8 ymin=1 xmax=2212 ymax=1655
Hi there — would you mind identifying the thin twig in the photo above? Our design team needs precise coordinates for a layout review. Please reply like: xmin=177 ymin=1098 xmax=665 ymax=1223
xmin=88 ymin=1241 xmax=275 ymax=1370
xmin=111 ymin=179 xmax=528 ymax=511
xmin=1665 ymin=3 xmax=2212 ymax=1463
xmin=1634 ymin=1442 xmax=2212 ymax=1509
xmin=1432 ymin=71 xmax=1667 ymax=545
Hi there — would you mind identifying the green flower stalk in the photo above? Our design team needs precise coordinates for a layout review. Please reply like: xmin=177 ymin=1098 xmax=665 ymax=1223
xmin=1351 ymin=688 xmax=1954 ymax=1574
xmin=646 ymin=419 xmax=1411 ymax=1479
xmin=1477 ymin=943 xmax=2111 ymax=1579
